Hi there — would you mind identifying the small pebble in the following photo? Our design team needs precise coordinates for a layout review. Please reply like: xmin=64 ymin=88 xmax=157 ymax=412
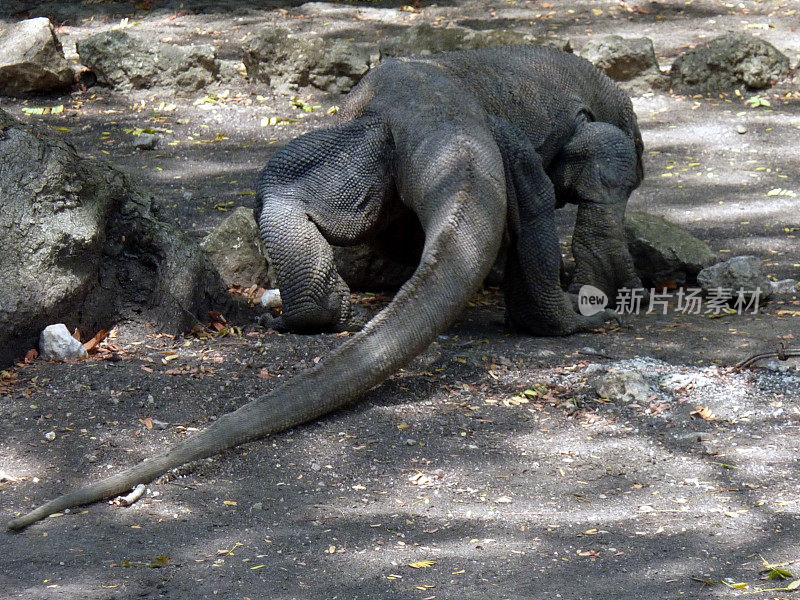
xmin=736 ymin=124 xmax=747 ymax=134
xmin=44 ymin=431 xmax=56 ymax=441
xmin=134 ymin=133 xmax=159 ymax=150
xmin=260 ymin=289 xmax=283 ymax=310
xmin=251 ymin=502 xmax=263 ymax=511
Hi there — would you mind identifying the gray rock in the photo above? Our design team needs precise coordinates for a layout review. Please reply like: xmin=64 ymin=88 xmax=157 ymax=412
xmin=595 ymin=370 xmax=653 ymax=403
xmin=580 ymin=35 xmax=668 ymax=93
xmin=379 ymin=25 xmax=474 ymax=58
xmin=39 ymin=324 xmax=88 ymax=360
xmin=764 ymin=360 xmax=791 ymax=373
xmin=309 ymin=40 xmax=372 ymax=94
xmin=201 ymin=207 xmax=272 ymax=289
xmin=0 ymin=17 xmax=73 ymax=95
xmin=0 ymin=107 xmax=234 ymax=367
xmin=77 ymin=30 xmax=220 ymax=91
xmin=243 ymin=28 xmax=369 ymax=94
xmin=217 ymin=58 xmax=243 ymax=83
xmin=771 ymin=278 xmax=798 ymax=295
xmin=133 ymin=133 xmax=159 ymax=150
xmin=379 ymin=24 xmax=571 ymax=59
xmin=659 ymin=372 xmax=712 ymax=393
xmin=298 ymin=2 xmax=401 ymax=23
xmin=670 ymin=33 xmax=790 ymax=93
xmin=697 ymin=255 xmax=773 ymax=300
xmin=625 ymin=211 xmax=718 ymax=287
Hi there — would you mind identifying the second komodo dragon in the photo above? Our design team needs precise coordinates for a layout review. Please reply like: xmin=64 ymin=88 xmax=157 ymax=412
xmin=7 ymin=46 xmax=644 ymax=531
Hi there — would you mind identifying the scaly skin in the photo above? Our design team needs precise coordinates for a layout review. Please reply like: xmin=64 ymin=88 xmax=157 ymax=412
xmin=7 ymin=46 xmax=642 ymax=530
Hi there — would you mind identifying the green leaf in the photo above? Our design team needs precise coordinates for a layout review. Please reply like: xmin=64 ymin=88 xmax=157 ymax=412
xmin=746 ymin=96 xmax=771 ymax=108
xmin=21 ymin=105 xmax=63 ymax=115
xmin=766 ymin=188 xmax=797 ymax=197
xmin=291 ymin=96 xmax=321 ymax=113
xmin=148 ymin=555 xmax=172 ymax=568
xmin=768 ymin=568 xmax=793 ymax=581
xmin=722 ymin=580 xmax=749 ymax=590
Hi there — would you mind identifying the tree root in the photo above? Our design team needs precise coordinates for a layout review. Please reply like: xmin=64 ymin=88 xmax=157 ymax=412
xmin=735 ymin=344 xmax=800 ymax=370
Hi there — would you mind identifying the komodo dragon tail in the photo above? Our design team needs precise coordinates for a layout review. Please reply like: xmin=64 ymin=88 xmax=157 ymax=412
xmin=7 ymin=132 xmax=506 ymax=531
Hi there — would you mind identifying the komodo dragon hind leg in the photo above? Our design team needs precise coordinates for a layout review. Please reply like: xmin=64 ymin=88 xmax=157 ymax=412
xmin=550 ymin=119 xmax=643 ymax=301
xmin=490 ymin=117 xmax=619 ymax=336
xmin=256 ymin=115 xmax=395 ymax=332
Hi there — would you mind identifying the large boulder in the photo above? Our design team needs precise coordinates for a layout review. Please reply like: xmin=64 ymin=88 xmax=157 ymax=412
xmin=201 ymin=207 xmax=273 ymax=289
xmin=580 ymin=35 xmax=668 ymax=92
xmin=243 ymin=28 xmax=370 ymax=94
xmin=0 ymin=17 xmax=73 ymax=96
xmin=697 ymin=255 xmax=773 ymax=300
xmin=0 ymin=108 xmax=234 ymax=367
xmin=670 ymin=33 xmax=790 ymax=93
xmin=77 ymin=30 xmax=220 ymax=91
xmin=624 ymin=211 xmax=717 ymax=288
xmin=379 ymin=24 xmax=571 ymax=59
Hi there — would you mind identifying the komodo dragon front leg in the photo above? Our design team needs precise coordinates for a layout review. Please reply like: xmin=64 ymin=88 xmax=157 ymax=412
xmin=491 ymin=117 xmax=620 ymax=335
xmin=551 ymin=118 xmax=644 ymax=301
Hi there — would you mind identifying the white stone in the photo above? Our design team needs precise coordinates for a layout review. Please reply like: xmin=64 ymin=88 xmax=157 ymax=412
xmin=39 ymin=324 xmax=88 ymax=360
xmin=260 ymin=288 xmax=283 ymax=309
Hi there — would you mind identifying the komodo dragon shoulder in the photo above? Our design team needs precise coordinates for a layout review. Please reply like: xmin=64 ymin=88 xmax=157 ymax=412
xmin=7 ymin=46 xmax=643 ymax=531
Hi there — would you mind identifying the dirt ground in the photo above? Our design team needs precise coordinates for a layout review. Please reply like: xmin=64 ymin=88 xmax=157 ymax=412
xmin=2 ymin=1 xmax=800 ymax=599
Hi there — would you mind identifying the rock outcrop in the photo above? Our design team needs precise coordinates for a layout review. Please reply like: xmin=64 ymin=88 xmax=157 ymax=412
xmin=243 ymin=28 xmax=370 ymax=94
xmin=580 ymin=35 xmax=668 ymax=93
xmin=77 ymin=30 xmax=220 ymax=91
xmin=670 ymin=33 xmax=790 ymax=93
xmin=0 ymin=108 xmax=234 ymax=366
xmin=624 ymin=211 xmax=718 ymax=288
xmin=0 ymin=17 xmax=72 ymax=96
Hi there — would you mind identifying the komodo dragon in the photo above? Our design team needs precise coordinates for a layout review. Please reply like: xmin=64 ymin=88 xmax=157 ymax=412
xmin=7 ymin=46 xmax=643 ymax=531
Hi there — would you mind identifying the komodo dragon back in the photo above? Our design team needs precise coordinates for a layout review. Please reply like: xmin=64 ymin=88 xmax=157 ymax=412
xmin=6 ymin=45 xmax=639 ymax=531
